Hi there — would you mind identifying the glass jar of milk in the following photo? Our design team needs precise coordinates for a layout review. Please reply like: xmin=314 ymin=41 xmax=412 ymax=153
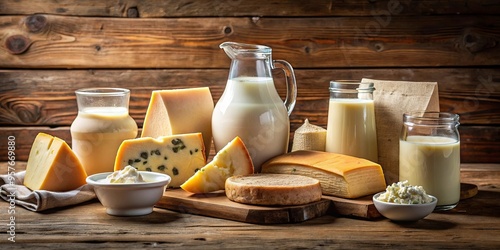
xmin=399 ymin=112 xmax=460 ymax=211
xmin=325 ymin=81 xmax=378 ymax=163
xmin=71 ymin=88 xmax=138 ymax=176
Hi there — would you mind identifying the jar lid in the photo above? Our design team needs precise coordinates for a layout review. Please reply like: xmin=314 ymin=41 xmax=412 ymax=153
xmin=329 ymin=80 xmax=374 ymax=93
xmin=404 ymin=111 xmax=460 ymax=126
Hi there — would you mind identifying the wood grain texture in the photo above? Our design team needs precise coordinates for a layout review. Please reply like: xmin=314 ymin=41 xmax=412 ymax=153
xmin=1 ymin=68 xmax=499 ymax=126
xmin=1 ymin=0 xmax=499 ymax=17
xmin=1 ymin=15 xmax=499 ymax=68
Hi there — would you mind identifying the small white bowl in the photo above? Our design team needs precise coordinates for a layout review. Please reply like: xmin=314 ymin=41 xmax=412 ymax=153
xmin=372 ymin=192 xmax=438 ymax=221
xmin=86 ymin=171 xmax=171 ymax=216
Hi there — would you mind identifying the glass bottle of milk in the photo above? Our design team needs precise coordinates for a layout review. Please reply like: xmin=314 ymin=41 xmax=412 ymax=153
xmin=399 ymin=112 xmax=460 ymax=211
xmin=325 ymin=81 xmax=378 ymax=163
xmin=213 ymin=42 xmax=297 ymax=172
xmin=71 ymin=88 xmax=138 ymax=176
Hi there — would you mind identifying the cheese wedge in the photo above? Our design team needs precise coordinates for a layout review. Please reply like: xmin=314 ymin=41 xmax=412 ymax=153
xmin=180 ymin=136 xmax=254 ymax=193
xmin=24 ymin=133 xmax=87 ymax=192
xmin=261 ymin=150 xmax=386 ymax=198
xmin=114 ymin=133 xmax=206 ymax=188
xmin=141 ymin=87 xmax=214 ymax=158
xmin=225 ymin=174 xmax=322 ymax=206
xmin=291 ymin=119 xmax=327 ymax=152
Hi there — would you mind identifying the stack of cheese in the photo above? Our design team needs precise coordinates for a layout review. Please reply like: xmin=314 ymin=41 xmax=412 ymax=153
xmin=114 ymin=87 xmax=254 ymax=189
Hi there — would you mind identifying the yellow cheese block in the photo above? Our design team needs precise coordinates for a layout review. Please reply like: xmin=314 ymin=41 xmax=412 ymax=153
xmin=141 ymin=87 xmax=214 ymax=158
xmin=261 ymin=150 xmax=386 ymax=198
xmin=24 ymin=133 xmax=87 ymax=192
xmin=114 ymin=133 xmax=206 ymax=188
xmin=180 ymin=136 xmax=254 ymax=194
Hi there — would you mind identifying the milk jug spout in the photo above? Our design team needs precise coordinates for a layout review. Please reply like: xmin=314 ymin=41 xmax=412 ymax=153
xmin=213 ymin=42 xmax=298 ymax=172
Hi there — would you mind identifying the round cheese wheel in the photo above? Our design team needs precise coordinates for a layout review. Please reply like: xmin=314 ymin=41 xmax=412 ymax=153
xmin=225 ymin=174 xmax=322 ymax=206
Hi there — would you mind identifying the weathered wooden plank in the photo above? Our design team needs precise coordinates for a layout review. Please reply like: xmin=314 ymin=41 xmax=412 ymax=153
xmin=1 ymin=0 xmax=499 ymax=17
xmin=1 ymin=15 xmax=499 ymax=68
xmin=1 ymin=68 xmax=498 ymax=126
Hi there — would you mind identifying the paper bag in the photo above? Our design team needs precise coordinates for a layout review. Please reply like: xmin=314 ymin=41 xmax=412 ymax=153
xmin=361 ymin=78 xmax=440 ymax=184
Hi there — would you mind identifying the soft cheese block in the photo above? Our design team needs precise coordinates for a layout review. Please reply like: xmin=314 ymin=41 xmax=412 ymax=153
xmin=141 ymin=87 xmax=214 ymax=158
xmin=225 ymin=174 xmax=322 ymax=206
xmin=24 ymin=133 xmax=87 ymax=192
xmin=261 ymin=150 xmax=386 ymax=199
xmin=180 ymin=136 xmax=254 ymax=194
xmin=114 ymin=133 xmax=206 ymax=188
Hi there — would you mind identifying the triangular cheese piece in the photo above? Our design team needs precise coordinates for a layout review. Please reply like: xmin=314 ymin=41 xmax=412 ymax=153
xmin=180 ymin=136 xmax=254 ymax=193
xmin=24 ymin=133 xmax=87 ymax=192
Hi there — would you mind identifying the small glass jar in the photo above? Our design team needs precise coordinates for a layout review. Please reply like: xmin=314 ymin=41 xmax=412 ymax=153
xmin=399 ymin=111 xmax=460 ymax=211
xmin=70 ymin=88 xmax=138 ymax=176
xmin=325 ymin=81 xmax=378 ymax=163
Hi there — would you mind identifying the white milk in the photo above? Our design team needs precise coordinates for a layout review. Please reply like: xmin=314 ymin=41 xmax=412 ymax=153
xmin=212 ymin=77 xmax=289 ymax=172
xmin=71 ymin=107 xmax=138 ymax=175
xmin=325 ymin=99 xmax=378 ymax=162
xmin=399 ymin=135 xmax=460 ymax=207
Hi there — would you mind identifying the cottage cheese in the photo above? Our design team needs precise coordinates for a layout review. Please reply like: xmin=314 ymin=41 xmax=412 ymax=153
xmin=376 ymin=180 xmax=433 ymax=204
xmin=102 ymin=165 xmax=145 ymax=184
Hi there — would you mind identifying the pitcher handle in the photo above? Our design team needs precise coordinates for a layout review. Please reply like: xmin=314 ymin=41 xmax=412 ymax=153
xmin=272 ymin=60 xmax=297 ymax=116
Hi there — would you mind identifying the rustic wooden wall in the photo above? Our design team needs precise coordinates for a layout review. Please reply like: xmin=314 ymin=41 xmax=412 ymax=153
xmin=1 ymin=0 xmax=499 ymax=163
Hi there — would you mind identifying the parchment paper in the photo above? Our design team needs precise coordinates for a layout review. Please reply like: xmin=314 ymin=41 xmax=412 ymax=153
xmin=361 ymin=78 xmax=440 ymax=184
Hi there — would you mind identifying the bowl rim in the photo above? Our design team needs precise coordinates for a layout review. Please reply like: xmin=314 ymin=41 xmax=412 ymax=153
xmin=86 ymin=171 xmax=171 ymax=188
xmin=372 ymin=191 xmax=438 ymax=207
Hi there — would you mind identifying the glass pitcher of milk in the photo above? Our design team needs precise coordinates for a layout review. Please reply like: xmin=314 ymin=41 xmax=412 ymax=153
xmin=212 ymin=42 xmax=297 ymax=172
xmin=70 ymin=88 xmax=138 ymax=175
xmin=325 ymin=81 xmax=378 ymax=163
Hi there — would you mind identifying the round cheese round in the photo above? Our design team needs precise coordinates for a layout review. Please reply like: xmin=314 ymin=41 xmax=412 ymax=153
xmin=225 ymin=174 xmax=322 ymax=206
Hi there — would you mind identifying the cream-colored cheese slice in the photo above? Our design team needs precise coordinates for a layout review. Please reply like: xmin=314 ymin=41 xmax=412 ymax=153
xmin=141 ymin=87 xmax=214 ymax=158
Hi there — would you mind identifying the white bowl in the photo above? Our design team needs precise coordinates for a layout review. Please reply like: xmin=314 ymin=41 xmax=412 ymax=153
xmin=372 ymin=192 xmax=438 ymax=221
xmin=86 ymin=171 xmax=171 ymax=216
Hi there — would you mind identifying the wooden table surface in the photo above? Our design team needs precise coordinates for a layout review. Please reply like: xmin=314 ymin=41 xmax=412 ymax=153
xmin=1 ymin=163 xmax=499 ymax=249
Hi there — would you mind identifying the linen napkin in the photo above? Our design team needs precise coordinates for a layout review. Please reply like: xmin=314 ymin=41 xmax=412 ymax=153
xmin=361 ymin=78 xmax=440 ymax=184
xmin=0 ymin=171 xmax=96 ymax=212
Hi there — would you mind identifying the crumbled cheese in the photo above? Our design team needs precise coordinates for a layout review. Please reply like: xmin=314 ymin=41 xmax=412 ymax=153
xmin=103 ymin=165 xmax=145 ymax=184
xmin=377 ymin=180 xmax=433 ymax=204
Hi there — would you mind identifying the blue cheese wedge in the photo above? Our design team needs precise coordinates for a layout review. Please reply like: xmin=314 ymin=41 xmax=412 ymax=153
xmin=114 ymin=133 xmax=206 ymax=188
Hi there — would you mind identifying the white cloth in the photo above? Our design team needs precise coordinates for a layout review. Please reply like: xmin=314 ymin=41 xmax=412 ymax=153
xmin=0 ymin=171 xmax=95 ymax=212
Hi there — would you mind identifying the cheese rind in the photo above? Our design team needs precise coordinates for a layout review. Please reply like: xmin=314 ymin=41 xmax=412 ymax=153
xmin=180 ymin=136 xmax=254 ymax=193
xmin=24 ymin=133 xmax=87 ymax=192
xmin=114 ymin=133 xmax=206 ymax=188
xmin=261 ymin=150 xmax=386 ymax=198
xmin=225 ymin=174 xmax=322 ymax=206
xmin=141 ymin=87 xmax=214 ymax=158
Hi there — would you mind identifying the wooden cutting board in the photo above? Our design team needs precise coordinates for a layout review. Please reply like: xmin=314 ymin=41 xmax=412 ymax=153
xmin=156 ymin=189 xmax=331 ymax=224
xmin=155 ymin=189 xmax=381 ymax=224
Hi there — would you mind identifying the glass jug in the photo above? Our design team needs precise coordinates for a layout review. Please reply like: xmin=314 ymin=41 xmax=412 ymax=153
xmin=212 ymin=42 xmax=297 ymax=172
xmin=70 ymin=88 xmax=138 ymax=175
